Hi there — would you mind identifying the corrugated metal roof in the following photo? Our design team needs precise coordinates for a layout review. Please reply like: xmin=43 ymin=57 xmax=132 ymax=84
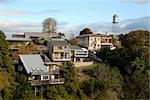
xmin=19 ymin=54 xmax=48 ymax=75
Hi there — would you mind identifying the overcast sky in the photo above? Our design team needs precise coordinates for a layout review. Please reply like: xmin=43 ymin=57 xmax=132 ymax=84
xmin=0 ymin=0 xmax=149 ymax=38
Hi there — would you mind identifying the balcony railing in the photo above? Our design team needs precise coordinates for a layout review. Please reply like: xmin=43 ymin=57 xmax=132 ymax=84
xmin=28 ymin=78 xmax=65 ymax=86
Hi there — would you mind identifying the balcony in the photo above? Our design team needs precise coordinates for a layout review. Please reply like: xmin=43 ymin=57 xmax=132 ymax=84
xmin=28 ymin=78 xmax=65 ymax=86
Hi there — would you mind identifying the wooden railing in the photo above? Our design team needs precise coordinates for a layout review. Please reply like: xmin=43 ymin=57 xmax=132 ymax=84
xmin=28 ymin=78 xmax=65 ymax=86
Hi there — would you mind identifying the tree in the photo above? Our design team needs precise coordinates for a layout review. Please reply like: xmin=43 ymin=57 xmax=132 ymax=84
xmin=13 ymin=74 xmax=33 ymax=100
xmin=0 ymin=30 xmax=16 ymax=99
xmin=119 ymin=30 xmax=149 ymax=61
xmin=42 ymin=17 xmax=57 ymax=34
xmin=68 ymin=38 xmax=77 ymax=45
xmin=83 ymin=63 xmax=123 ymax=98
xmin=60 ymin=62 xmax=77 ymax=82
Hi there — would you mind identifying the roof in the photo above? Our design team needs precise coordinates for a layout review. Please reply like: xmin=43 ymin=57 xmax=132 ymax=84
xmin=50 ymin=40 xmax=69 ymax=46
xmin=76 ymin=34 xmax=112 ymax=38
xmin=19 ymin=54 xmax=48 ymax=75
xmin=69 ymin=45 xmax=81 ymax=50
xmin=6 ymin=38 xmax=31 ymax=41
xmin=69 ymin=45 xmax=88 ymax=51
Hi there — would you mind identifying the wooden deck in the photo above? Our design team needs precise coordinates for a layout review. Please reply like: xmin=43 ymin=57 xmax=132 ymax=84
xmin=29 ymin=78 xmax=65 ymax=86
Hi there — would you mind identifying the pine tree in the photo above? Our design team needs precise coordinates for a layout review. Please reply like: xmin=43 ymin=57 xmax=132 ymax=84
xmin=0 ymin=30 xmax=16 ymax=99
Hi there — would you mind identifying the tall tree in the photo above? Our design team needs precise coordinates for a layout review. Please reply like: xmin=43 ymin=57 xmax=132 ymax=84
xmin=42 ymin=17 xmax=57 ymax=34
xmin=0 ymin=30 xmax=16 ymax=99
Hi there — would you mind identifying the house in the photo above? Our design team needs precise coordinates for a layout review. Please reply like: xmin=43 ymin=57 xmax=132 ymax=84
xmin=76 ymin=34 xmax=115 ymax=51
xmin=24 ymin=32 xmax=50 ymax=40
xmin=17 ymin=54 xmax=64 ymax=86
xmin=24 ymin=32 xmax=65 ymax=40
xmin=49 ymin=40 xmax=71 ymax=62
xmin=69 ymin=45 xmax=93 ymax=67
xmin=69 ymin=45 xmax=88 ymax=62
xmin=6 ymin=37 xmax=32 ymax=56
xmin=12 ymin=34 xmax=25 ymax=38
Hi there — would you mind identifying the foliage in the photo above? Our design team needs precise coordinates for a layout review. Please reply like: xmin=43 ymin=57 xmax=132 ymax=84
xmin=12 ymin=42 xmax=41 ymax=60
xmin=60 ymin=62 xmax=77 ymax=82
xmin=42 ymin=17 xmax=57 ymax=34
xmin=68 ymin=38 xmax=77 ymax=45
xmin=13 ymin=74 xmax=34 ymax=100
xmin=119 ymin=30 xmax=149 ymax=48
xmin=96 ymin=30 xmax=149 ymax=99
xmin=123 ymin=57 xmax=149 ymax=99
xmin=0 ymin=30 xmax=16 ymax=99
xmin=43 ymin=62 xmax=87 ymax=100
xmin=119 ymin=30 xmax=149 ymax=61
xmin=83 ymin=63 xmax=124 ymax=99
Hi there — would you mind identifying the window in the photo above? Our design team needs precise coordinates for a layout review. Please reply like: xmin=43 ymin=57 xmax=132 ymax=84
xmin=64 ymin=53 xmax=68 ymax=59
xmin=76 ymin=58 xmax=81 ymax=62
xmin=109 ymin=39 xmax=112 ymax=43
xmin=43 ymin=76 xmax=48 ymax=79
xmin=41 ymin=75 xmax=49 ymax=81
xmin=57 ymin=46 xmax=62 ymax=49
xmin=101 ymin=39 xmax=105 ymax=43
xmin=54 ymin=52 xmax=59 ymax=54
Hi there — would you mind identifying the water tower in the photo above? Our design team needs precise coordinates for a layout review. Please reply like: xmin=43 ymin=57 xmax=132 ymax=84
xmin=113 ymin=14 xmax=118 ymax=24
xmin=112 ymin=14 xmax=119 ymax=34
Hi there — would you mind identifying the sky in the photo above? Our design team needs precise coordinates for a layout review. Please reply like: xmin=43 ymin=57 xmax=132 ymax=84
xmin=0 ymin=0 xmax=150 ymax=38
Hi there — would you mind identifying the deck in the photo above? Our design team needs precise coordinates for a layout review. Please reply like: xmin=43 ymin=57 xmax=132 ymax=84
xmin=29 ymin=78 xmax=65 ymax=86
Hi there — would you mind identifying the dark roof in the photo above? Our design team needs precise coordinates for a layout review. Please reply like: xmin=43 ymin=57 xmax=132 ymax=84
xmin=6 ymin=38 xmax=32 ymax=41
xmin=50 ymin=40 xmax=69 ymax=46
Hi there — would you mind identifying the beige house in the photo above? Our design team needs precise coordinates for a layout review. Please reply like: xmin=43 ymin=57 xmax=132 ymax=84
xmin=69 ymin=45 xmax=93 ymax=67
xmin=76 ymin=34 xmax=114 ymax=51
xmin=49 ymin=40 xmax=71 ymax=62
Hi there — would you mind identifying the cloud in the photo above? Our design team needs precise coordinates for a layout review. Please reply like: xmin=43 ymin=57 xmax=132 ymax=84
xmin=0 ymin=8 xmax=61 ymax=16
xmin=0 ymin=0 xmax=16 ymax=3
xmin=0 ymin=16 xmax=149 ymax=38
xmin=123 ymin=0 xmax=150 ymax=4
xmin=57 ymin=16 xmax=150 ymax=38
xmin=0 ymin=9 xmax=31 ymax=16
xmin=0 ymin=20 xmax=42 ymax=33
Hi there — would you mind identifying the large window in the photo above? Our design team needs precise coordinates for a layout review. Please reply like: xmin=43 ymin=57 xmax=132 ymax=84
xmin=41 ymin=75 xmax=49 ymax=81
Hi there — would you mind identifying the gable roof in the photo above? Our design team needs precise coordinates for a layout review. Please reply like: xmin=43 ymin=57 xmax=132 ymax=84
xmin=19 ymin=54 xmax=48 ymax=75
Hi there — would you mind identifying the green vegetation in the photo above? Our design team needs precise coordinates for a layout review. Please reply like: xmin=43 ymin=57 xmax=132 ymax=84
xmin=96 ymin=30 xmax=149 ymax=99
xmin=0 ymin=31 xmax=16 ymax=99
xmin=13 ymin=74 xmax=34 ymax=100
xmin=0 ymin=30 xmax=149 ymax=99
